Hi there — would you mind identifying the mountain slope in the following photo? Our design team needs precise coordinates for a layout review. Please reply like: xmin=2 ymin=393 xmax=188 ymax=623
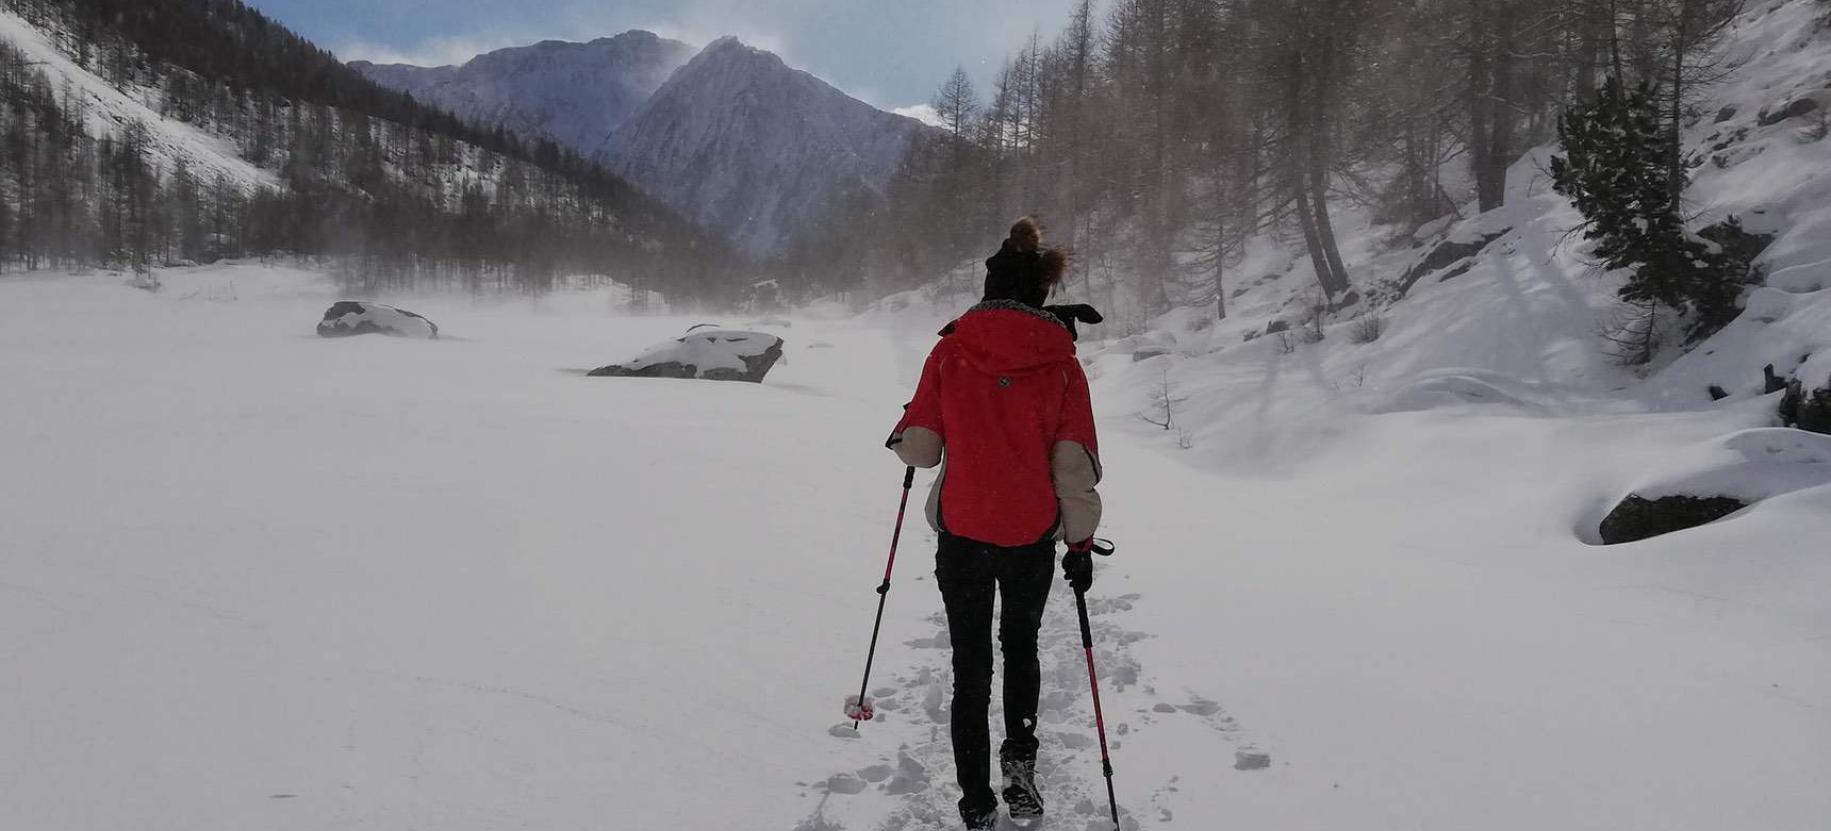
xmin=598 ymin=37 xmax=929 ymax=257
xmin=0 ymin=8 xmax=274 ymax=191
xmin=0 ymin=0 xmax=730 ymax=296
xmin=351 ymin=32 xmax=694 ymax=155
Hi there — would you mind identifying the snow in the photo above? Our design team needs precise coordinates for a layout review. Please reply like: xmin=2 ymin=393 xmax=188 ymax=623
xmin=2 ymin=263 xmax=1826 ymax=831
xmin=891 ymin=103 xmax=948 ymax=129
xmin=1614 ymin=427 xmax=1831 ymax=502
xmin=0 ymin=10 xmax=278 ymax=192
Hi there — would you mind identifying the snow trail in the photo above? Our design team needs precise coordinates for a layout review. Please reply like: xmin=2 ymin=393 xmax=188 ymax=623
xmin=796 ymin=582 xmax=1262 ymax=831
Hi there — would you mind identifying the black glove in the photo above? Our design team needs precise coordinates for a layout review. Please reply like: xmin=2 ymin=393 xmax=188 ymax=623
xmin=1044 ymin=304 xmax=1105 ymax=342
xmin=1062 ymin=546 xmax=1094 ymax=593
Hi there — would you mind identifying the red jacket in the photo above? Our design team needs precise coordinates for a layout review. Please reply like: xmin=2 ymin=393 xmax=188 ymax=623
xmin=888 ymin=301 xmax=1103 ymax=548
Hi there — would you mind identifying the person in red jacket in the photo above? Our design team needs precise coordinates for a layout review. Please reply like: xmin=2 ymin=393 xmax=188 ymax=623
xmin=886 ymin=217 xmax=1103 ymax=830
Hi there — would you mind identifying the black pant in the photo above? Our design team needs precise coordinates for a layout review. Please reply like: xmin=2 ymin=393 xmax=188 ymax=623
xmin=934 ymin=532 xmax=1056 ymax=809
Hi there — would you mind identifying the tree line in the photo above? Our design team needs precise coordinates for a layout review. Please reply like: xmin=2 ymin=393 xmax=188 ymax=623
xmin=0 ymin=0 xmax=735 ymax=300
xmin=792 ymin=0 xmax=1747 ymax=326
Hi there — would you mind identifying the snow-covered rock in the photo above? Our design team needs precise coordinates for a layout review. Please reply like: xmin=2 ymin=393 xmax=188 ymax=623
xmin=1598 ymin=494 xmax=1751 ymax=544
xmin=587 ymin=326 xmax=785 ymax=382
xmin=1387 ymin=220 xmax=1511 ymax=300
xmin=1597 ymin=428 xmax=1831 ymax=543
xmin=598 ymin=37 xmax=929 ymax=256
xmin=315 ymin=301 xmax=439 ymax=339
xmin=351 ymin=32 xmax=694 ymax=154
xmin=1364 ymin=369 xmax=1551 ymax=415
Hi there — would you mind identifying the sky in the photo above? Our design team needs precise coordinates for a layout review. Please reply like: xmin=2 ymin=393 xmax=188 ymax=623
xmin=243 ymin=0 xmax=1087 ymax=112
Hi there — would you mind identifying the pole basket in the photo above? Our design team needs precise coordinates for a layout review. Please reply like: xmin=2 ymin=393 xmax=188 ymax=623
xmin=843 ymin=695 xmax=876 ymax=722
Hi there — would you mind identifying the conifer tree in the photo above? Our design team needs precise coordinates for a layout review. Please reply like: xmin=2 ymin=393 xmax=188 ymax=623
xmin=1550 ymin=77 xmax=1738 ymax=351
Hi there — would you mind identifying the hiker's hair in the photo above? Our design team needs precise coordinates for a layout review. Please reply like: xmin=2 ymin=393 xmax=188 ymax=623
xmin=1009 ymin=217 xmax=1042 ymax=251
xmin=1010 ymin=217 xmax=1069 ymax=289
xmin=1041 ymin=248 xmax=1069 ymax=288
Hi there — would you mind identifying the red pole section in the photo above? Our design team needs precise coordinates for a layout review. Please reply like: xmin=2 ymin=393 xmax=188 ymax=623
xmin=1076 ymin=588 xmax=1121 ymax=830
xmin=851 ymin=467 xmax=917 ymax=730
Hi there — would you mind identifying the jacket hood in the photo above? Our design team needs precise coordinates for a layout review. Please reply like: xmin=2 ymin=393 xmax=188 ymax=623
xmin=942 ymin=300 xmax=1075 ymax=376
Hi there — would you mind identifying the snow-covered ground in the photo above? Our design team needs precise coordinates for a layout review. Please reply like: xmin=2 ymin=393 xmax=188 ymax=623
xmin=2 ymin=264 xmax=1826 ymax=831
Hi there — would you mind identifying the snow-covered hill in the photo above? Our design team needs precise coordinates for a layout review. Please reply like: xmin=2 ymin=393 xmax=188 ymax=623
xmin=350 ymin=32 xmax=694 ymax=155
xmin=0 ymin=9 xmax=275 ymax=191
xmin=1056 ymin=0 xmax=1831 ymax=473
xmin=599 ymin=37 xmax=929 ymax=257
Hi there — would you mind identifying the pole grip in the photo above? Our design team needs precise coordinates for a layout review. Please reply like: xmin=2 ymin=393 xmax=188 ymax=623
xmin=902 ymin=466 xmax=915 ymax=489
xmin=1076 ymin=589 xmax=1094 ymax=649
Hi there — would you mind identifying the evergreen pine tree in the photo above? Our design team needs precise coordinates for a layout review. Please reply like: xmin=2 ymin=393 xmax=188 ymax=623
xmin=1549 ymin=78 xmax=1740 ymax=349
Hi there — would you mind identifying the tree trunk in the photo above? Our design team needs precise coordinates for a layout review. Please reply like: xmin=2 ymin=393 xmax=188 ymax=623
xmin=1306 ymin=116 xmax=1350 ymax=298
xmin=1482 ymin=17 xmax=1516 ymax=212
xmin=1291 ymin=155 xmax=1337 ymax=300
xmin=1668 ymin=2 xmax=1689 ymax=214
xmin=1308 ymin=165 xmax=1349 ymax=298
xmin=1609 ymin=0 xmax=1628 ymax=84
xmin=1212 ymin=137 xmax=1228 ymax=321
xmin=1213 ymin=213 xmax=1227 ymax=320
xmin=1468 ymin=1 xmax=1515 ymax=212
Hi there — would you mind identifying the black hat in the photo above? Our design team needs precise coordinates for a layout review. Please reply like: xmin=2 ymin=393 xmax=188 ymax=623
xmin=983 ymin=238 xmax=1048 ymax=308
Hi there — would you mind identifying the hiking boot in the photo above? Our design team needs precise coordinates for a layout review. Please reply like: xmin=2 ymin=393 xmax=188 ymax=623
xmin=958 ymin=795 xmax=998 ymax=830
xmin=1001 ymin=755 xmax=1044 ymax=819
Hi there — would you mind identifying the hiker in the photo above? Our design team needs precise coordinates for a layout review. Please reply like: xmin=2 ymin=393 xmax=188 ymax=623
xmin=885 ymin=217 xmax=1104 ymax=829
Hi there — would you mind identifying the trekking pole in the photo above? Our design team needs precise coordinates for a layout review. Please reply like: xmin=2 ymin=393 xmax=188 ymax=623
xmin=1075 ymin=585 xmax=1122 ymax=830
xmin=845 ymin=466 xmax=917 ymax=729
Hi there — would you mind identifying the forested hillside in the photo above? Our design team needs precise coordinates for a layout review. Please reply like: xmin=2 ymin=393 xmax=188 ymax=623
xmin=801 ymin=0 xmax=1748 ymax=323
xmin=0 ymin=0 xmax=734 ymax=299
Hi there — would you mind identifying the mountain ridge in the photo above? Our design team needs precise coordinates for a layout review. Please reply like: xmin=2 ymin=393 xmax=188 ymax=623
xmin=350 ymin=30 xmax=695 ymax=154
xmin=355 ymin=32 xmax=933 ymax=258
xmin=598 ymin=34 xmax=931 ymax=256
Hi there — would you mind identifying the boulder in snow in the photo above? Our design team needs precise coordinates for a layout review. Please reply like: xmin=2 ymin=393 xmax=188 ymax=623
xmin=316 ymin=301 xmax=439 ymax=339
xmin=1743 ymin=288 xmax=1793 ymax=324
xmin=1596 ymin=428 xmax=1831 ymax=543
xmin=1390 ymin=229 xmax=1509 ymax=298
xmin=1598 ymin=495 xmax=1750 ymax=545
xmin=1784 ymin=376 xmax=1831 ymax=434
xmin=1767 ymin=363 xmax=1831 ymax=435
xmin=588 ymin=327 xmax=785 ymax=382
xmin=1234 ymin=750 xmax=1273 ymax=771
xmin=1757 ymin=96 xmax=1821 ymax=127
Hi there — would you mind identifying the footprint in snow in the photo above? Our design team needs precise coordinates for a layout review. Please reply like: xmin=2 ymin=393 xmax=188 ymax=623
xmin=794 ymin=588 xmax=1255 ymax=831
